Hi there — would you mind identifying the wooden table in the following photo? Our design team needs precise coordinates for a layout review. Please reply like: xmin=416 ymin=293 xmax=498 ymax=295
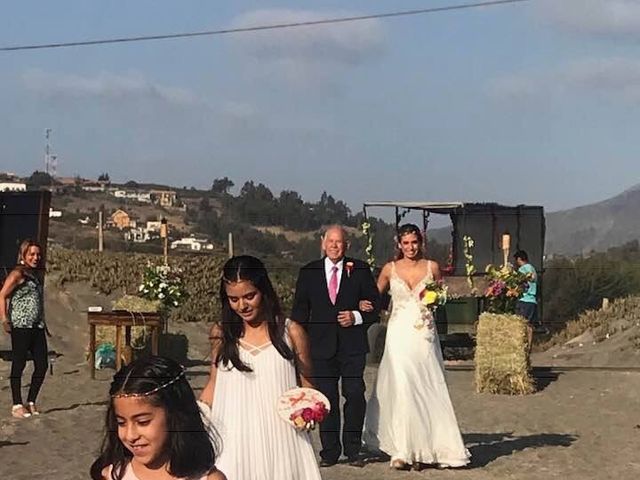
xmin=88 ymin=311 xmax=164 ymax=379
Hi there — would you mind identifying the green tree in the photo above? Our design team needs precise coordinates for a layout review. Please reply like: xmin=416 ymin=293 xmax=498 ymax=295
xmin=26 ymin=171 xmax=56 ymax=189
xmin=211 ymin=177 xmax=234 ymax=195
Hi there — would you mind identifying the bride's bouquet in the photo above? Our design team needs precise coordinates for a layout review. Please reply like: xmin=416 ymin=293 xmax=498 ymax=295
xmin=416 ymin=280 xmax=448 ymax=333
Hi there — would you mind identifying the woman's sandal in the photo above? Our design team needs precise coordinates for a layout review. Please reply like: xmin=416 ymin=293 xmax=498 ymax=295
xmin=27 ymin=402 xmax=40 ymax=416
xmin=11 ymin=404 xmax=32 ymax=419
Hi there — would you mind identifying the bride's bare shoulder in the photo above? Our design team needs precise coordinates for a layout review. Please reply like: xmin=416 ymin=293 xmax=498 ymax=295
xmin=380 ymin=262 xmax=394 ymax=274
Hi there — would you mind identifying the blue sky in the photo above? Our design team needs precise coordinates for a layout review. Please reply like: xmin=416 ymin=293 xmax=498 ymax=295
xmin=2 ymin=0 xmax=640 ymax=214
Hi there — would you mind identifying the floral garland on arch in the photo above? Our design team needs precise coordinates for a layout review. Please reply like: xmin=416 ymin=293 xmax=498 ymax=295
xmin=361 ymin=221 xmax=376 ymax=268
xmin=462 ymin=235 xmax=477 ymax=293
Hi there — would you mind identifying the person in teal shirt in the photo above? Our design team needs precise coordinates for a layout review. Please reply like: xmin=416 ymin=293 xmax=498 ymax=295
xmin=514 ymin=250 xmax=537 ymax=353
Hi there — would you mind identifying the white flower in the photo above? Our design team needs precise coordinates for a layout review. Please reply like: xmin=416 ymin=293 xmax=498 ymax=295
xmin=158 ymin=293 xmax=165 ymax=299
xmin=138 ymin=285 xmax=144 ymax=292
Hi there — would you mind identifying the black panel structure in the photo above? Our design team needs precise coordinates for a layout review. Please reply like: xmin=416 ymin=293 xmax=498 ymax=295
xmin=0 ymin=191 xmax=51 ymax=283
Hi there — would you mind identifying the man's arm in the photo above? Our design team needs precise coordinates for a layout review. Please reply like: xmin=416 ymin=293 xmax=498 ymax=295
xmin=291 ymin=267 xmax=311 ymax=327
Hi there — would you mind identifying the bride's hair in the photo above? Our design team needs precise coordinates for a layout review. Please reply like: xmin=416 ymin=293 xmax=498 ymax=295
xmin=394 ymin=223 xmax=424 ymax=260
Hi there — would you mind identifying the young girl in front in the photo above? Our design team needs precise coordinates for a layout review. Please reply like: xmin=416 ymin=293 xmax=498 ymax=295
xmin=91 ymin=356 xmax=226 ymax=480
xmin=199 ymin=255 xmax=322 ymax=480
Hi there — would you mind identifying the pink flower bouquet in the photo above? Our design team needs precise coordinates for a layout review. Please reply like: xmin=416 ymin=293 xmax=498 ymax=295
xmin=277 ymin=387 xmax=331 ymax=431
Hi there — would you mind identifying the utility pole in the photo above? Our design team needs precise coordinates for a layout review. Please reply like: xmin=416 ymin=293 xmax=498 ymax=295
xmin=98 ymin=210 xmax=104 ymax=252
xmin=228 ymin=232 xmax=234 ymax=258
xmin=161 ymin=218 xmax=168 ymax=265
xmin=44 ymin=128 xmax=51 ymax=174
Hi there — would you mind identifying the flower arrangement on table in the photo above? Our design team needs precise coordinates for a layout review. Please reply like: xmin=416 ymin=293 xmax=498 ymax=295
xmin=138 ymin=263 xmax=186 ymax=309
xmin=484 ymin=264 xmax=532 ymax=314
xmin=415 ymin=279 xmax=448 ymax=333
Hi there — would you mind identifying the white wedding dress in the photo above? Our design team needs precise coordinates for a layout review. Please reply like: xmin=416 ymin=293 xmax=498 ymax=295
xmin=363 ymin=262 xmax=471 ymax=467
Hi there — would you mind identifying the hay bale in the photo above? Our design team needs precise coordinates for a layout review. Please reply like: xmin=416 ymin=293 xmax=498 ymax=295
xmin=89 ymin=295 xmax=161 ymax=362
xmin=475 ymin=312 xmax=534 ymax=395
xmin=113 ymin=295 xmax=161 ymax=313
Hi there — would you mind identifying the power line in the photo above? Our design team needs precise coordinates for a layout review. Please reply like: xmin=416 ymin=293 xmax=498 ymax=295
xmin=1 ymin=0 xmax=532 ymax=52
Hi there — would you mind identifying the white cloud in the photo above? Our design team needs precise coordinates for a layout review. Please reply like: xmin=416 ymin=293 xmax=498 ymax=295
xmin=221 ymin=101 xmax=257 ymax=120
xmin=536 ymin=0 xmax=640 ymax=38
xmin=21 ymin=69 xmax=198 ymax=106
xmin=229 ymin=9 xmax=385 ymax=86
xmin=489 ymin=57 xmax=640 ymax=102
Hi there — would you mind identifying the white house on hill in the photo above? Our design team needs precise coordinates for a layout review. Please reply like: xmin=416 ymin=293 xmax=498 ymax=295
xmin=0 ymin=182 xmax=27 ymax=192
xmin=170 ymin=237 xmax=215 ymax=251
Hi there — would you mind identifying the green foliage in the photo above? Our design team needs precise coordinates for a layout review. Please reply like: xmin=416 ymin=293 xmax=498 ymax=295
xmin=541 ymin=295 xmax=640 ymax=349
xmin=211 ymin=177 xmax=234 ymax=195
xmin=214 ymin=182 xmax=356 ymax=232
xmin=138 ymin=264 xmax=186 ymax=308
xmin=484 ymin=264 xmax=532 ymax=314
xmin=543 ymin=240 xmax=640 ymax=331
xmin=48 ymin=247 xmax=298 ymax=323
xmin=27 ymin=170 xmax=57 ymax=189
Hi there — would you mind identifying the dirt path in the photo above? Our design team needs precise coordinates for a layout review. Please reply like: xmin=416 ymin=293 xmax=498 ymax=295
xmin=1 ymin=284 xmax=639 ymax=479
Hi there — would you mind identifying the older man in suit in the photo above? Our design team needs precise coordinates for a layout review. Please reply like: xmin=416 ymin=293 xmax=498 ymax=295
xmin=292 ymin=225 xmax=380 ymax=467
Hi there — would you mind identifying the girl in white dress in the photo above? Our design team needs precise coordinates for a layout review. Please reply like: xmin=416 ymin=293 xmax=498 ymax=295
xmin=200 ymin=255 xmax=322 ymax=480
xmin=361 ymin=224 xmax=470 ymax=471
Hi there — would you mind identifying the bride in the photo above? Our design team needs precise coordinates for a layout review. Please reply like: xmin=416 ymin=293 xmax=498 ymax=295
xmin=360 ymin=223 xmax=470 ymax=471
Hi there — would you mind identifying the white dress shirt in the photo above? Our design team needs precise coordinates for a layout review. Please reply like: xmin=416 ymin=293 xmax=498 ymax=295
xmin=324 ymin=257 xmax=363 ymax=326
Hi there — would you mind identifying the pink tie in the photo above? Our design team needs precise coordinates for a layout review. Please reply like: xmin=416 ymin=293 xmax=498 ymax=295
xmin=328 ymin=266 xmax=338 ymax=304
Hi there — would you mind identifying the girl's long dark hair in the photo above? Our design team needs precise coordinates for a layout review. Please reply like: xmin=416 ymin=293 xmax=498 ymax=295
xmin=394 ymin=223 xmax=425 ymax=260
xmin=217 ymin=255 xmax=294 ymax=372
xmin=90 ymin=356 xmax=220 ymax=480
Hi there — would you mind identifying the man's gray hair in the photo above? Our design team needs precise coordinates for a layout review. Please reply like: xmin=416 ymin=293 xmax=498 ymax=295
xmin=322 ymin=224 xmax=348 ymax=241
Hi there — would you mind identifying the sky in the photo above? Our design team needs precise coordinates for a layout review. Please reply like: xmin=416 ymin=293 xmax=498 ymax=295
xmin=2 ymin=0 xmax=640 ymax=215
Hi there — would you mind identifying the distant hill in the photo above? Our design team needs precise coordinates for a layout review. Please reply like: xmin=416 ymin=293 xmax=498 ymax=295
xmin=545 ymin=184 xmax=640 ymax=255
xmin=425 ymin=186 xmax=640 ymax=256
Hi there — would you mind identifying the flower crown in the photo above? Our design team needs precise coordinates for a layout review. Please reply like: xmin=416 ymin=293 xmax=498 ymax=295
xmin=111 ymin=367 xmax=186 ymax=399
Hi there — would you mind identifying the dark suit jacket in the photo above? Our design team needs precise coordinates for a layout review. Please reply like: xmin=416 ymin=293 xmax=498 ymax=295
xmin=291 ymin=257 xmax=380 ymax=360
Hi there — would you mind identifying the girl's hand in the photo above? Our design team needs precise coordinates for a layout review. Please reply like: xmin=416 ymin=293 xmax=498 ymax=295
xmin=294 ymin=420 xmax=316 ymax=432
xmin=359 ymin=300 xmax=374 ymax=312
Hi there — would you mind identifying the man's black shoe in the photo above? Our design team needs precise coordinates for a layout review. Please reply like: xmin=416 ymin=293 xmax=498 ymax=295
xmin=319 ymin=459 xmax=338 ymax=468
xmin=347 ymin=456 xmax=366 ymax=468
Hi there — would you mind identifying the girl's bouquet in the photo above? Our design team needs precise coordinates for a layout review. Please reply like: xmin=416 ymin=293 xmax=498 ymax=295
xmin=484 ymin=264 xmax=532 ymax=314
xmin=277 ymin=387 xmax=330 ymax=432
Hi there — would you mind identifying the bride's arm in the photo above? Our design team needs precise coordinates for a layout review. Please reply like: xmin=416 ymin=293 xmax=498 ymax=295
xmin=359 ymin=263 xmax=391 ymax=312
xmin=200 ymin=323 xmax=223 ymax=407
xmin=376 ymin=263 xmax=392 ymax=295
xmin=429 ymin=260 xmax=442 ymax=282
xmin=288 ymin=320 xmax=315 ymax=388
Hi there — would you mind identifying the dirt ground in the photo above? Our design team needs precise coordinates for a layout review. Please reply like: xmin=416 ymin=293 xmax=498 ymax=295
xmin=1 ymin=284 xmax=639 ymax=479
